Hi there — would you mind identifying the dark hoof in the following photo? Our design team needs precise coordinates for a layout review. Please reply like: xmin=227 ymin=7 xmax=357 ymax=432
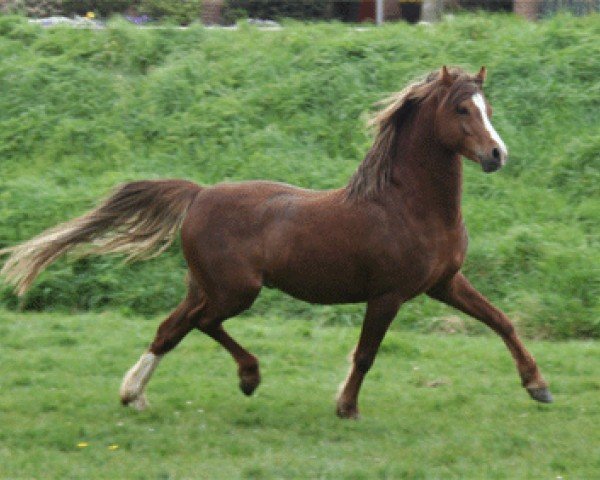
xmin=336 ymin=404 xmax=360 ymax=420
xmin=239 ymin=376 xmax=260 ymax=396
xmin=527 ymin=387 xmax=554 ymax=403
xmin=238 ymin=364 xmax=260 ymax=396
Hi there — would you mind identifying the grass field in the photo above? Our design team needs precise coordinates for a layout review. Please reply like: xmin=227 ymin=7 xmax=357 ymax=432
xmin=0 ymin=309 xmax=599 ymax=479
xmin=0 ymin=13 xmax=598 ymax=339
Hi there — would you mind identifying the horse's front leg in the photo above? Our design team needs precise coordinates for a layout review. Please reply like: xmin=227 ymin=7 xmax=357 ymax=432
xmin=336 ymin=294 xmax=402 ymax=419
xmin=428 ymin=272 xmax=552 ymax=403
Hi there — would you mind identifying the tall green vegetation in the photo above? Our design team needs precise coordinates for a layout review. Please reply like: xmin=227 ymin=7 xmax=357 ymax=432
xmin=0 ymin=14 xmax=598 ymax=338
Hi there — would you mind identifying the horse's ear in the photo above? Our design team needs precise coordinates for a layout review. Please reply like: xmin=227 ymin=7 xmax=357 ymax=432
xmin=476 ymin=66 xmax=487 ymax=84
xmin=441 ymin=66 xmax=453 ymax=86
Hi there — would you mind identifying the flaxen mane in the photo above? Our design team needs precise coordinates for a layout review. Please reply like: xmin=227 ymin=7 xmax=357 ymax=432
xmin=346 ymin=67 xmax=478 ymax=200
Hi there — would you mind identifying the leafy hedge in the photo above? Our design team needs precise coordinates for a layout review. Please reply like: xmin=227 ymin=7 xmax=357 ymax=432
xmin=1 ymin=0 xmax=131 ymax=17
xmin=1 ymin=0 xmax=332 ymax=24
xmin=137 ymin=0 xmax=202 ymax=25
xmin=224 ymin=0 xmax=332 ymax=21
xmin=1 ymin=0 xmax=335 ymax=24
xmin=1 ymin=1 xmax=201 ymax=23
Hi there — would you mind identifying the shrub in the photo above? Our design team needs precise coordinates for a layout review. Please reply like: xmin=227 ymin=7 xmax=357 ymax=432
xmin=1 ymin=0 xmax=65 ymax=17
xmin=138 ymin=0 xmax=203 ymax=24
xmin=61 ymin=1 xmax=134 ymax=16
xmin=224 ymin=0 xmax=332 ymax=21
xmin=0 ymin=0 xmax=136 ymax=17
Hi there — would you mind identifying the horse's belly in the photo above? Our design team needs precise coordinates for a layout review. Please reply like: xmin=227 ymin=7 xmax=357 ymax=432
xmin=273 ymin=278 xmax=367 ymax=305
xmin=261 ymin=224 xmax=430 ymax=304
xmin=264 ymin=254 xmax=369 ymax=304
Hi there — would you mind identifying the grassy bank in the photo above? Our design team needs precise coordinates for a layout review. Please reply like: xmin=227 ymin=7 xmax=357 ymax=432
xmin=0 ymin=310 xmax=599 ymax=478
xmin=0 ymin=14 xmax=598 ymax=338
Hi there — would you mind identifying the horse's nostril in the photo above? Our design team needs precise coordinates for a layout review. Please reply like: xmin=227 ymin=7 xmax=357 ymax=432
xmin=492 ymin=147 xmax=501 ymax=160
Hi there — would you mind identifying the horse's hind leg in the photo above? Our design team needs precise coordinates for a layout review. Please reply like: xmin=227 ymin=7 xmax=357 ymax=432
xmin=119 ymin=286 xmax=204 ymax=410
xmin=196 ymin=287 xmax=262 ymax=396
xmin=198 ymin=323 xmax=261 ymax=396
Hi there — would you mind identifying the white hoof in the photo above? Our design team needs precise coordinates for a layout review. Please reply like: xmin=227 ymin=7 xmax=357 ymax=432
xmin=119 ymin=352 xmax=162 ymax=409
xmin=130 ymin=394 xmax=149 ymax=411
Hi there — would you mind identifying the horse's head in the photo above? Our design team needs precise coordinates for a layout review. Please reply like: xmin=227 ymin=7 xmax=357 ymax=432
xmin=434 ymin=66 xmax=508 ymax=173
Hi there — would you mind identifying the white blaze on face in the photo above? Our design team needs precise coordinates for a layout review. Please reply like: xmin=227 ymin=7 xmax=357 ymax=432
xmin=471 ymin=93 xmax=508 ymax=162
xmin=120 ymin=352 xmax=162 ymax=404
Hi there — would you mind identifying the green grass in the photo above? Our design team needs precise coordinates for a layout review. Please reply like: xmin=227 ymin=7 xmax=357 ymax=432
xmin=0 ymin=309 xmax=599 ymax=479
xmin=0 ymin=13 xmax=598 ymax=339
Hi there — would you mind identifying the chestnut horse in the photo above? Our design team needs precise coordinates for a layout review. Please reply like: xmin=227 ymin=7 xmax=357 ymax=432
xmin=1 ymin=66 xmax=552 ymax=418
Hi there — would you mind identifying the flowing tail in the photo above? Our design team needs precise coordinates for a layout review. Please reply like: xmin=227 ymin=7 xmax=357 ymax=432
xmin=0 ymin=179 xmax=202 ymax=296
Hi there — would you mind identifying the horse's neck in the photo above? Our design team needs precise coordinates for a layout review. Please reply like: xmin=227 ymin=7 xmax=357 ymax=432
xmin=390 ymin=111 xmax=463 ymax=226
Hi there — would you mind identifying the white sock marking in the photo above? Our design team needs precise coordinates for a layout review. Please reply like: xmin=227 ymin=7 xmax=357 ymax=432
xmin=120 ymin=352 xmax=162 ymax=403
xmin=472 ymin=93 xmax=508 ymax=161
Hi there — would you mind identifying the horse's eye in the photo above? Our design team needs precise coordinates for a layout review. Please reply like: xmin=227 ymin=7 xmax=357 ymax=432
xmin=456 ymin=106 xmax=469 ymax=115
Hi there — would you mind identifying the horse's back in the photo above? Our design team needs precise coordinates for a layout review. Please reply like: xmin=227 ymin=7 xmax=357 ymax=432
xmin=183 ymin=179 xmax=326 ymax=233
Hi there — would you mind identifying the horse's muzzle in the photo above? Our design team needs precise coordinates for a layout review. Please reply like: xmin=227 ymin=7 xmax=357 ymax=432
xmin=481 ymin=158 xmax=502 ymax=173
xmin=480 ymin=147 xmax=507 ymax=173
